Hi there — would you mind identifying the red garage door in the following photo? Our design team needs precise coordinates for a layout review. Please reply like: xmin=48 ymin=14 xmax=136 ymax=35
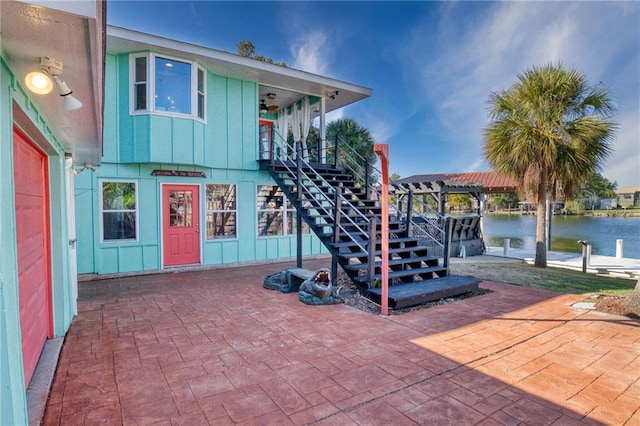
xmin=13 ymin=126 xmax=52 ymax=386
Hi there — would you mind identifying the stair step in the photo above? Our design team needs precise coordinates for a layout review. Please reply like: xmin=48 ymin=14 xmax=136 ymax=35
xmin=336 ymin=245 xmax=429 ymax=260
xmin=273 ymin=166 xmax=349 ymax=177
xmin=342 ymin=254 xmax=437 ymax=271
xmin=279 ymin=175 xmax=356 ymax=186
xmin=331 ymin=237 xmax=421 ymax=249
xmin=352 ymin=265 xmax=447 ymax=283
xmin=367 ymin=275 xmax=481 ymax=309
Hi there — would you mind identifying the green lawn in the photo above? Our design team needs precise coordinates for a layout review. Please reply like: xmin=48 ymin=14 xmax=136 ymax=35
xmin=453 ymin=262 xmax=636 ymax=296
xmin=520 ymin=265 xmax=636 ymax=295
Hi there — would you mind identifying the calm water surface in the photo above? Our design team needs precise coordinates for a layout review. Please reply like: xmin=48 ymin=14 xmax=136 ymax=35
xmin=483 ymin=214 xmax=640 ymax=259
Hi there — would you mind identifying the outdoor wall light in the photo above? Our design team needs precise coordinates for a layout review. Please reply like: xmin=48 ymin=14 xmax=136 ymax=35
xmin=53 ymin=75 xmax=83 ymax=111
xmin=72 ymin=162 xmax=97 ymax=175
xmin=25 ymin=71 xmax=54 ymax=94
xmin=24 ymin=56 xmax=83 ymax=111
xmin=325 ymin=90 xmax=339 ymax=100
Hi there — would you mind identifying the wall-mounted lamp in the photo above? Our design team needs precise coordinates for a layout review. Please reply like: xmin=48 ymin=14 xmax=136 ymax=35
xmin=325 ymin=90 xmax=339 ymax=100
xmin=53 ymin=75 xmax=83 ymax=111
xmin=25 ymin=71 xmax=53 ymax=94
xmin=24 ymin=57 xmax=82 ymax=111
xmin=72 ymin=162 xmax=97 ymax=175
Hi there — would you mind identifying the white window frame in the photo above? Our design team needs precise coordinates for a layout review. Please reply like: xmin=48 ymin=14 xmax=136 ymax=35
xmin=205 ymin=183 xmax=238 ymax=240
xmin=100 ymin=180 xmax=139 ymax=243
xmin=129 ymin=53 xmax=206 ymax=122
xmin=132 ymin=54 xmax=148 ymax=112
xmin=256 ymin=185 xmax=308 ymax=237
xmin=196 ymin=67 xmax=206 ymax=120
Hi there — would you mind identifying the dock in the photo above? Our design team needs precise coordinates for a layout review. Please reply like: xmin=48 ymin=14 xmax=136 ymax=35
xmin=478 ymin=246 xmax=640 ymax=280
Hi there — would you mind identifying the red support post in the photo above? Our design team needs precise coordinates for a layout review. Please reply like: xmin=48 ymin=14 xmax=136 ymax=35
xmin=374 ymin=143 xmax=389 ymax=315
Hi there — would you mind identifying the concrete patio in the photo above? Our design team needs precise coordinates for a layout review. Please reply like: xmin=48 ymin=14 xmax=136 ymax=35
xmin=43 ymin=259 xmax=640 ymax=425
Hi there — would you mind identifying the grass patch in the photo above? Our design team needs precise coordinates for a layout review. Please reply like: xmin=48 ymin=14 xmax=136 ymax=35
xmin=520 ymin=266 xmax=635 ymax=295
xmin=450 ymin=262 xmax=635 ymax=295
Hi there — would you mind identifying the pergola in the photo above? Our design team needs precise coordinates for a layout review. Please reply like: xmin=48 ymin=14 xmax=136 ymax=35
xmin=392 ymin=178 xmax=483 ymax=216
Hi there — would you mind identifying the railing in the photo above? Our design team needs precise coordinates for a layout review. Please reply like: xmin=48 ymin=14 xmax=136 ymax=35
xmin=334 ymin=136 xmax=447 ymax=251
xmin=263 ymin=130 xmax=449 ymax=251
xmin=264 ymin=127 xmax=466 ymax=275
xmin=270 ymin=130 xmax=379 ymax=284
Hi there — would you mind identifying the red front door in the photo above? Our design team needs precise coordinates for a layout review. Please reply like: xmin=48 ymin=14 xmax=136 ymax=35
xmin=13 ymin=126 xmax=52 ymax=386
xmin=163 ymin=185 xmax=201 ymax=266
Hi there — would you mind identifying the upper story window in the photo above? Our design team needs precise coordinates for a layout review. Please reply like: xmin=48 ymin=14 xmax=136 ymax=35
xmin=130 ymin=53 xmax=206 ymax=121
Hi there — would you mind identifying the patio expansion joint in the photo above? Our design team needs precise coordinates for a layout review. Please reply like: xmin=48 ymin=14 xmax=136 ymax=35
xmin=307 ymin=310 xmax=591 ymax=424
xmin=566 ymin=371 xmax=604 ymax=401
xmin=628 ymin=406 xmax=640 ymax=426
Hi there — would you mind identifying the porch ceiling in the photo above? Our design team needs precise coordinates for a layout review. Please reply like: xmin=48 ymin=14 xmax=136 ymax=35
xmin=107 ymin=26 xmax=372 ymax=118
xmin=1 ymin=0 xmax=104 ymax=166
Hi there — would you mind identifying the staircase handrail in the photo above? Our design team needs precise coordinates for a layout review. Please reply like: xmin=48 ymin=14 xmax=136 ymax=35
xmin=335 ymin=135 xmax=445 ymax=248
xmin=271 ymin=131 xmax=373 ymax=256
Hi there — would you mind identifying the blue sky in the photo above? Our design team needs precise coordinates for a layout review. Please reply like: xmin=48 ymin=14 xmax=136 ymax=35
xmin=108 ymin=1 xmax=640 ymax=187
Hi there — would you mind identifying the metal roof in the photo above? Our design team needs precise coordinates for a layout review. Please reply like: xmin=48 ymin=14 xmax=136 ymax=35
xmin=396 ymin=172 xmax=518 ymax=193
xmin=616 ymin=186 xmax=640 ymax=194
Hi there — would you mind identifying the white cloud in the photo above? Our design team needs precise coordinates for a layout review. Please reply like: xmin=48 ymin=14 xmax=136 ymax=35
xmin=389 ymin=1 xmax=639 ymax=182
xmin=603 ymin=113 xmax=640 ymax=187
xmin=290 ymin=30 xmax=330 ymax=75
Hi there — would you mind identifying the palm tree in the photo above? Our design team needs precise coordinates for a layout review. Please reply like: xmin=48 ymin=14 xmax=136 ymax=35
xmin=326 ymin=118 xmax=376 ymax=184
xmin=483 ymin=63 xmax=616 ymax=267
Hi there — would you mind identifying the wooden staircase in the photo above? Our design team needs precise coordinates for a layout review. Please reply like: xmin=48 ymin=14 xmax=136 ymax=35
xmin=265 ymin=159 xmax=480 ymax=309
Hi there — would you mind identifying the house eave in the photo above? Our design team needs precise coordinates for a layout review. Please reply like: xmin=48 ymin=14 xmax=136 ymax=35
xmin=1 ymin=0 xmax=105 ymax=166
xmin=106 ymin=25 xmax=372 ymax=113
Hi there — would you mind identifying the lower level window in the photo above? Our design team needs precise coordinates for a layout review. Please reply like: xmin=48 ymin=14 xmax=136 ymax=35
xmin=101 ymin=181 xmax=137 ymax=241
xmin=257 ymin=185 xmax=308 ymax=236
xmin=206 ymin=184 xmax=237 ymax=239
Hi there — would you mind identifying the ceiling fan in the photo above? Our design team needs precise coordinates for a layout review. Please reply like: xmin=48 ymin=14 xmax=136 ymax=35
xmin=259 ymin=93 xmax=279 ymax=113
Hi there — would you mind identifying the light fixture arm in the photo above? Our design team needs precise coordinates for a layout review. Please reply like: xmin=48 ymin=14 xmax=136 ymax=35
xmin=52 ymin=75 xmax=72 ymax=96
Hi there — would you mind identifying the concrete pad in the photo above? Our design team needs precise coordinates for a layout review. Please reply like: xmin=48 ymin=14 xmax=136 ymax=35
xmin=43 ymin=259 xmax=640 ymax=425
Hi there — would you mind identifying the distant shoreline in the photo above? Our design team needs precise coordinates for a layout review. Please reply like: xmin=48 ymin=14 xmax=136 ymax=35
xmin=486 ymin=210 xmax=640 ymax=218
xmin=583 ymin=211 xmax=640 ymax=218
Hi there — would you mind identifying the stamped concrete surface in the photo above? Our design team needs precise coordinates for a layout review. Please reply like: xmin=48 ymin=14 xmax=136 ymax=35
xmin=43 ymin=259 xmax=640 ymax=425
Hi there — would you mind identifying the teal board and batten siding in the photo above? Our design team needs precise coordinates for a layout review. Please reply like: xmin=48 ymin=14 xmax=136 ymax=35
xmin=75 ymin=165 xmax=328 ymax=275
xmin=108 ymin=53 xmax=260 ymax=171
xmin=75 ymin=53 xmax=327 ymax=275
xmin=0 ymin=54 xmax=77 ymax=425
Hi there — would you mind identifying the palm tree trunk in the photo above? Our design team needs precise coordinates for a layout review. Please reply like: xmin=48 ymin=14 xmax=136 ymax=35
xmin=534 ymin=199 xmax=548 ymax=267
xmin=534 ymin=176 xmax=548 ymax=266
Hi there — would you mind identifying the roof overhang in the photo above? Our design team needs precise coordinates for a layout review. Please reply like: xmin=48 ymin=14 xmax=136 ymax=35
xmin=1 ymin=0 xmax=105 ymax=166
xmin=106 ymin=26 xmax=372 ymax=117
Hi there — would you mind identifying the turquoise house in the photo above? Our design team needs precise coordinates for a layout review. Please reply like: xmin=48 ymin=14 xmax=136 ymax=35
xmin=75 ymin=26 xmax=371 ymax=276
xmin=1 ymin=4 xmax=370 ymax=421
xmin=0 ymin=1 xmax=104 ymax=424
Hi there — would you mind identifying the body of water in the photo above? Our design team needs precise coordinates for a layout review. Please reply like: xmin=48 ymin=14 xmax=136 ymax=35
xmin=483 ymin=214 xmax=640 ymax=259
